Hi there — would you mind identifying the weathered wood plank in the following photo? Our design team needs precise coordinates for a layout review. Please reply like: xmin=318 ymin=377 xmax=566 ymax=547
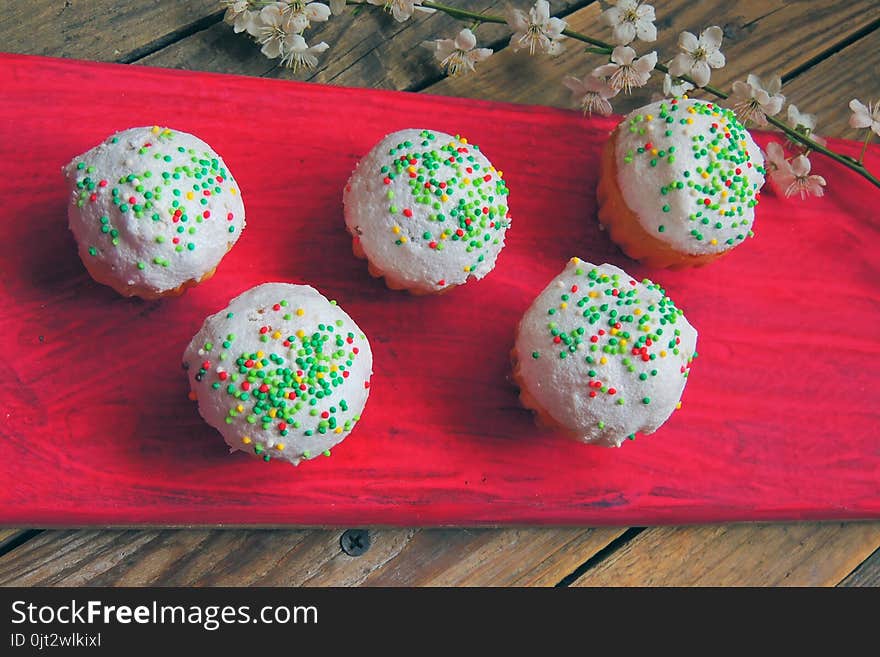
xmin=360 ymin=527 xmax=624 ymax=586
xmin=570 ymin=523 xmax=880 ymax=586
xmin=138 ymin=1 xmax=590 ymax=84
xmin=780 ymin=28 xmax=880 ymax=141
xmin=0 ymin=529 xmax=31 ymax=554
xmin=0 ymin=527 xmax=622 ymax=586
xmin=427 ymin=0 xmax=880 ymax=116
xmin=0 ymin=0 xmax=222 ymax=62
xmin=839 ymin=546 xmax=880 ymax=586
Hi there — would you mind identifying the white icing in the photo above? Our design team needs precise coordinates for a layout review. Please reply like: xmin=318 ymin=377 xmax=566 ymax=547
xmin=344 ymin=128 xmax=511 ymax=292
xmin=63 ymin=126 xmax=245 ymax=294
xmin=614 ymin=98 xmax=765 ymax=255
xmin=183 ymin=283 xmax=373 ymax=466
xmin=514 ymin=259 xmax=698 ymax=447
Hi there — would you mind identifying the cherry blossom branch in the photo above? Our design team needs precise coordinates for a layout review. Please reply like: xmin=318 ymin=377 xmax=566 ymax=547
xmin=415 ymin=1 xmax=878 ymax=190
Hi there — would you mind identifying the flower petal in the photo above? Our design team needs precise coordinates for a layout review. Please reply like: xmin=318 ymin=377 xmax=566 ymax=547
xmin=700 ymin=26 xmax=723 ymax=51
xmin=691 ymin=60 xmax=711 ymax=87
xmin=678 ymin=30 xmax=698 ymax=52
xmin=706 ymin=49 xmax=725 ymax=68
xmin=307 ymin=3 xmax=332 ymax=21
xmin=667 ymin=53 xmax=689 ymax=77
xmin=455 ymin=28 xmax=477 ymax=51
xmin=636 ymin=21 xmax=657 ymax=42
xmin=613 ymin=21 xmax=637 ymax=45
xmin=468 ymin=47 xmax=493 ymax=63
xmin=612 ymin=45 xmax=636 ymax=65
xmin=790 ymin=154 xmax=812 ymax=177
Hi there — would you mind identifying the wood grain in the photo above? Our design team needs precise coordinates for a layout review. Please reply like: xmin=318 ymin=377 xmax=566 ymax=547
xmin=428 ymin=0 xmax=880 ymax=115
xmin=0 ymin=527 xmax=623 ymax=585
xmin=781 ymin=28 xmax=880 ymax=141
xmin=570 ymin=523 xmax=880 ymax=586
xmin=839 ymin=545 xmax=880 ymax=586
xmin=0 ymin=0 xmax=221 ymax=63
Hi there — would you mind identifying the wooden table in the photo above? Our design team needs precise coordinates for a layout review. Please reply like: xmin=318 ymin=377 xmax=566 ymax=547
xmin=1 ymin=0 xmax=878 ymax=586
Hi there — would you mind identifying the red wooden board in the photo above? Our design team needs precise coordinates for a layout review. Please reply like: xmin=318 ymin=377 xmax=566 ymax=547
xmin=1 ymin=53 xmax=878 ymax=526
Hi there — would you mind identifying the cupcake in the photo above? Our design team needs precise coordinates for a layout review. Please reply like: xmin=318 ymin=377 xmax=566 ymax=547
xmin=512 ymin=258 xmax=698 ymax=447
xmin=183 ymin=283 xmax=373 ymax=466
xmin=596 ymin=98 xmax=765 ymax=269
xmin=343 ymin=128 xmax=511 ymax=294
xmin=63 ymin=126 xmax=245 ymax=299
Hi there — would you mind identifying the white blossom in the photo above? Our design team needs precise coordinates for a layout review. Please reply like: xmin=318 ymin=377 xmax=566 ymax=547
xmin=729 ymin=73 xmax=784 ymax=127
xmin=281 ymin=1 xmax=332 ymax=32
xmin=423 ymin=28 xmax=493 ymax=77
xmin=786 ymin=104 xmax=825 ymax=147
xmin=600 ymin=0 xmax=656 ymax=46
xmin=507 ymin=0 xmax=567 ymax=55
xmin=223 ymin=0 xmax=260 ymax=36
xmin=280 ymin=34 xmax=330 ymax=70
xmin=367 ymin=0 xmax=434 ymax=22
xmin=668 ymin=26 xmax=725 ymax=87
xmin=563 ymin=74 xmax=618 ymax=116
xmin=849 ymin=98 xmax=880 ymax=136
xmin=763 ymin=141 xmax=789 ymax=174
xmin=774 ymin=154 xmax=827 ymax=199
xmin=663 ymin=73 xmax=693 ymax=97
xmin=257 ymin=4 xmax=297 ymax=59
xmin=592 ymin=45 xmax=657 ymax=94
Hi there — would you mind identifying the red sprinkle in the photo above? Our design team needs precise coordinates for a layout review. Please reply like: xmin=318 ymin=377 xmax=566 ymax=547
xmin=403 ymin=208 xmax=413 ymax=218
xmin=321 ymin=411 xmax=330 ymax=419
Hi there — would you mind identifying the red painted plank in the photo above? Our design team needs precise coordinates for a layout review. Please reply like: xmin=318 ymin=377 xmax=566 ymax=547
xmin=0 ymin=53 xmax=878 ymax=526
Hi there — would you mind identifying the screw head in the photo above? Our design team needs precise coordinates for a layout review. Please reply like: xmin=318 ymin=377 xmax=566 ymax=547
xmin=340 ymin=529 xmax=371 ymax=557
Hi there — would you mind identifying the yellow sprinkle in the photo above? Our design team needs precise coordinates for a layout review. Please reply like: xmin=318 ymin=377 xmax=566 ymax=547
xmin=275 ymin=443 xmax=285 ymax=451
xmin=686 ymin=118 xmax=694 ymax=125
xmin=610 ymin=327 xmax=619 ymax=336
xmin=269 ymin=408 xmax=277 ymax=418
xmin=256 ymin=351 xmax=264 ymax=358
xmin=440 ymin=194 xmax=448 ymax=202
xmin=296 ymin=329 xmax=305 ymax=338
xmin=634 ymin=308 xmax=642 ymax=315
xmin=463 ymin=266 xmax=471 ymax=273
xmin=334 ymin=427 xmax=343 ymax=434
xmin=560 ymin=302 xmax=568 ymax=310
xmin=646 ymin=114 xmax=654 ymax=121
xmin=650 ymin=148 xmax=658 ymax=156
xmin=710 ymin=238 xmax=718 ymax=245
xmin=236 ymin=404 xmax=244 ymax=413
xmin=496 ymin=170 xmax=503 ymax=177
xmin=400 ymin=236 xmax=408 ymax=243
xmin=570 ymin=257 xmax=580 ymax=264
xmin=588 ymin=291 xmax=599 ymax=298
xmin=676 ymin=401 xmax=682 ymax=410
xmin=407 ymin=165 xmax=416 ymax=174
xmin=296 ymin=308 xmax=305 ymax=316
xmin=331 ymin=364 xmax=338 ymax=372
xmin=440 ymin=232 xmax=448 ymax=240
xmin=600 ymin=357 xmax=608 ymax=365
xmin=151 ymin=125 xmax=160 ymax=134
xmin=687 ymin=107 xmax=696 ymax=114
xmin=660 ymin=350 xmax=667 ymax=358
xmin=186 ymin=191 xmax=196 ymax=201
xmin=272 ymin=331 xmax=281 ymax=339
xmin=620 ymin=339 xmax=628 ymax=347
xmin=392 ymin=225 xmax=401 ymax=235
xmin=295 ymin=376 xmax=302 ymax=384
xmin=230 ymin=188 xmax=238 ymax=195
xmin=641 ymin=325 xmax=651 ymax=332
xmin=317 ymin=372 xmax=324 ymax=379
xmin=489 ymin=166 xmax=496 ymax=173
xmin=242 ymin=436 xmax=251 ymax=445
xmin=712 ymin=111 xmax=719 ymax=116
xmin=460 ymin=137 xmax=468 ymax=144
xmin=701 ymin=172 xmax=709 ymax=179
xmin=712 ymin=146 xmax=720 ymax=153
xmin=462 ymin=178 xmax=470 ymax=186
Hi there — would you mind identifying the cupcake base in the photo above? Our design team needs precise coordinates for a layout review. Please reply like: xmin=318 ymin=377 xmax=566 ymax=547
xmin=596 ymin=130 xmax=727 ymax=270
xmin=349 ymin=235 xmax=459 ymax=296
xmin=77 ymin=244 xmax=219 ymax=300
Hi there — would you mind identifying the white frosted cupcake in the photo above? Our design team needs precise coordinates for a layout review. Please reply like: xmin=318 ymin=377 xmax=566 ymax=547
xmin=597 ymin=98 xmax=765 ymax=269
xmin=512 ymin=258 xmax=698 ymax=446
xmin=183 ymin=283 xmax=373 ymax=466
xmin=343 ymin=128 xmax=511 ymax=294
xmin=63 ymin=125 xmax=245 ymax=298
